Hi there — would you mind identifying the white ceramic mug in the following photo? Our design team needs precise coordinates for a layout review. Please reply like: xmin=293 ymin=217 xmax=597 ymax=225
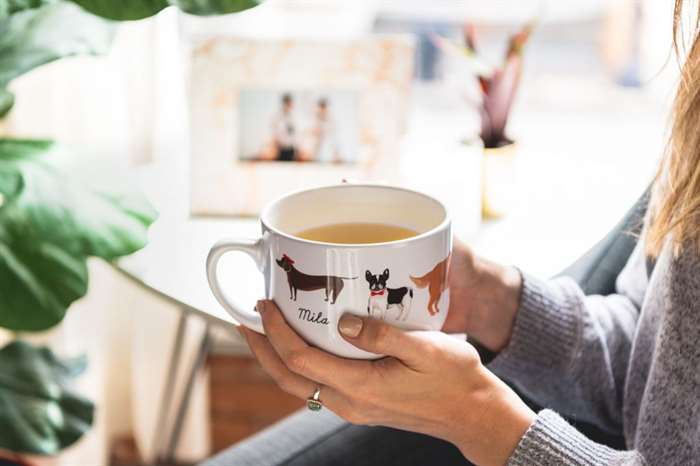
xmin=206 ymin=184 xmax=452 ymax=359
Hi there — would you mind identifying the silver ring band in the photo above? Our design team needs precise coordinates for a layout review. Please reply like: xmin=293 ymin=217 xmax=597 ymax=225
xmin=306 ymin=386 xmax=323 ymax=411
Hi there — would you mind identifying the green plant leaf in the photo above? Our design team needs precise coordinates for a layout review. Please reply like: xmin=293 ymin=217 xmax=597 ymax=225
xmin=0 ymin=1 xmax=114 ymax=86
xmin=0 ymin=228 xmax=89 ymax=331
xmin=0 ymin=88 xmax=14 ymax=118
xmin=66 ymin=0 xmax=167 ymax=21
xmin=0 ymin=0 xmax=52 ymax=20
xmin=0 ymin=340 xmax=93 ymax=455
xmin=431 ymin=33 xmax=494 ymax=77
xmin=0 ymin=1 xmax=114 ymax=90
xmin=0 ymin=139 xmax=158 ymax=331
xmin=171 ymin=0 xmax=260 ymax=16
xmin=67 ymin=0 xmax=261 ymax=20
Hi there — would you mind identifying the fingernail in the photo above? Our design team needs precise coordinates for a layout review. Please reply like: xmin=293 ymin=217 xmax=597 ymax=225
xmin=256 ymin=300 xmax=267 ymax=314
xmin=339 ymin=314 xmax=363 ymax=338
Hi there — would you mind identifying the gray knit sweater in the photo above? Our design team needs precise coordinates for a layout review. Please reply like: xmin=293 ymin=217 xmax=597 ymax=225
xmin=489 ymin=238 xmax=700 ymax=465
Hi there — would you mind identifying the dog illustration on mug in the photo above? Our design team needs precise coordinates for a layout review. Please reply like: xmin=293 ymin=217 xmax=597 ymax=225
xmin=365 ymin=269 xmax=413 ymax=321
xmin=276 ymin=254 xmax=356 ymax=304
xmin=410 ymin=255 xmax=450 ymax=316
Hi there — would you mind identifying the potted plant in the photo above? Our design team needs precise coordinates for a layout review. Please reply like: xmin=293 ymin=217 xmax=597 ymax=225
xmin=434 ymin=21 xmax=535 ymax=218
xmin=0 ymin=1 xmax=261 ymax=464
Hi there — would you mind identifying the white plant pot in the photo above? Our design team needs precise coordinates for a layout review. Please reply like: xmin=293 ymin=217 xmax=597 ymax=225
xmin=482 ymin=143 xmax=518 ymax=219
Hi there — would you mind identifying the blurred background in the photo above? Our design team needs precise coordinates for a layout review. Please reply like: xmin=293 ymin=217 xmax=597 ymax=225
xmin=0 ymin=0 xmax=676 ymax=465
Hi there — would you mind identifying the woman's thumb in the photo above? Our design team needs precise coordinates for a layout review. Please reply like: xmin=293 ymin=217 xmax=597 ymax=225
xmin=338 ymin=313 xmax=425 ymax=363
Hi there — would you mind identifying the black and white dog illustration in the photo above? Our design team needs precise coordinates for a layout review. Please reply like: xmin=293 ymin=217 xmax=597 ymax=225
xmin=365 ymin=269 xmax=413 ymax=321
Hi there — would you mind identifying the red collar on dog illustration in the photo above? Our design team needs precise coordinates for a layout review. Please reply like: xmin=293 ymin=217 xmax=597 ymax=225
xmin=365 ymin=269 xmax=413 ymax=322
xmin=276 ymin=255 xmax=356 ymax=304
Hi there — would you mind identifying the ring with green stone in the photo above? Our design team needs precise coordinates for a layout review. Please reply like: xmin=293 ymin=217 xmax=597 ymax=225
xmin=307 ymin=387 xmax=323 ymax=412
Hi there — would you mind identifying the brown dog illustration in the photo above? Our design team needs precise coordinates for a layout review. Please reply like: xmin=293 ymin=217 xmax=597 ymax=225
xmin=276 ymin=254 xmax=356 ymax=304
xmin=410 ymin=255 xmax=450 ymax=316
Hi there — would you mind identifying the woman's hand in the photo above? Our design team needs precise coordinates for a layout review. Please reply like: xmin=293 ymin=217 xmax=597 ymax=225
xmin=242 ymin=300 xmax=536 ymax=466
xmin=443 ymin=239 xmax=522 ymax=352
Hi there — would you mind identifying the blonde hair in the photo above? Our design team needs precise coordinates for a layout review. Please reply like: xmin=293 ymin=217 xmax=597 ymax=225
xmin=646 ymin=0 xmax=700 ymax=256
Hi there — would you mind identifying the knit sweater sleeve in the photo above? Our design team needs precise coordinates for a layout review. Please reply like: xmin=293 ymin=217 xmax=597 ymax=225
xmin=488 ymin=239 xmax=648 ymax=433
xmin=507 ymin=410 xmax=646 ymax=466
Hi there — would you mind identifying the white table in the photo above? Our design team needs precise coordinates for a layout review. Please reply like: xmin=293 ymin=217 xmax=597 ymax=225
xmin=117 ymin=212 xmax=261 ymax=463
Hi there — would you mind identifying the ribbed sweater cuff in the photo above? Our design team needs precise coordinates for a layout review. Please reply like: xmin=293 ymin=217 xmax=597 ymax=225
xmin=488 ymin=272 xmax=582 ymax=376
xmin=508 ymin=410 xmax=640 ymax=465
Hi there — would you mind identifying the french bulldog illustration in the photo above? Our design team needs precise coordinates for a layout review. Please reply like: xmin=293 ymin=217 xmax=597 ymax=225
xmin=365 ymin=268 xmax=413 ymax=321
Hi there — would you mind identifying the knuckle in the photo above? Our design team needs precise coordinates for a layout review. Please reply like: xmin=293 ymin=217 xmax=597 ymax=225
xmin=422 ymin=341 xmax=441 ymax=360
xmin=424 ymin=332 xmax=459 ymax=360
xmin=372 ymin=323 xmax=393 ymax=350
xmin=285 ymin=350 xmax=308 ymax=374
xmin=463 ymin=344 xmax=482 ymax=366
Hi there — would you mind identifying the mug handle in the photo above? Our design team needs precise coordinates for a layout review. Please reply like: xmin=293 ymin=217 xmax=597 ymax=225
xmin=206 ymin=236 xmax=267 ymax=334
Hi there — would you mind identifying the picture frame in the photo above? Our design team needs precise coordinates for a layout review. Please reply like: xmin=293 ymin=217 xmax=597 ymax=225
xmin=188 ymin=35 xmax=415 ymax=216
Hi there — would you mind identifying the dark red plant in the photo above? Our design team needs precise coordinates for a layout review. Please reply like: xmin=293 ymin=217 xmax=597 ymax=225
xmin=435 ymin=21 xmax=535 ymax=148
